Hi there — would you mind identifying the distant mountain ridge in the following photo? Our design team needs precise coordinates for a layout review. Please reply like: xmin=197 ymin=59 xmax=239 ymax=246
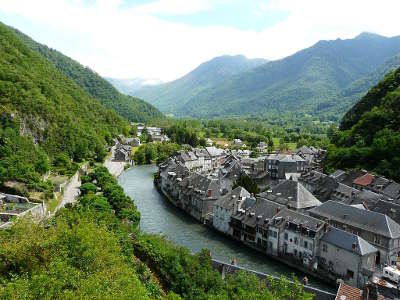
xmin=134 ymin=33 xmax=400 ymax=120
xmin=134 ymin=55 xmax=268 ymax=115
xmin=12 ymin=28 xmax=164 ymax=122
xmin=105 ymin=77 xmax=164 ymax=95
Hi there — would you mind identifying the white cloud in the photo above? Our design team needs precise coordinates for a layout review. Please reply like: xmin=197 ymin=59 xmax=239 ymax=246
xmin=134 ymin=0 xmax=210 ymax=16
xmin=1 ymin=0 xmax=400 ymax=81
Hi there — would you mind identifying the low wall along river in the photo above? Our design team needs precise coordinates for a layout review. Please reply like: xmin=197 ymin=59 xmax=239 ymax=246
xmin=118 ymin=165 xmax=337 ymax=295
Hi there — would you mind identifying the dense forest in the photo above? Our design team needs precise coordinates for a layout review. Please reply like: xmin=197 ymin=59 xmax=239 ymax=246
xmin=11 ymin=25 xmax=164 ymax=123
xmin=0 ymin=23 xmax=128 ymax=188
xmin=325 ymin=66 xmax=400 ymax=181
xmin=0 ymin=166 xmax=313 ymax=299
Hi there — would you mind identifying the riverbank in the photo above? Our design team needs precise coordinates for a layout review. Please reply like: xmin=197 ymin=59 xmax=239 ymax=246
xmin=155 ymin=178 xmax=338 ymax=288
xmin=118 ymin=165 xmax=336 ymax=293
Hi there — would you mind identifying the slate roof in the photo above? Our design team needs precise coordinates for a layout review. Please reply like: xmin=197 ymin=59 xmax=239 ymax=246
xmin=322 ymin=226 xmax=376 ymax=256
xmin=178 ymin=150 xmax=198 ymax=162
xmin=309 ymin=200 xmax=400 ymax=238
xmin=180 ymin=173 xmax=221 ymax=198
xmin=206 ymin=146 xmax=225 ymax=157
xmin=270 ymin=208 xmax=324 ymax=232
xmin=258 ymin=180 xmax=321 ymax=209
xmin=234 ymin=198 xmax=283 ymax=228
xmin=382 ymin=182 xmax=400 ymax=201
xmin=329 ymin=169 xmax=346 ymax=181
xmin=214 ymin=187 xmax=251 ymax=210
xmin=297 ymin=146 xmax=315 ymax=155
xmin=266 ymin=153 xmax=305 ymax=163
xmin=369 ymin=200 xmax=400 ymax=225
xmin=342 ymin=189 xmax=382 ymax=207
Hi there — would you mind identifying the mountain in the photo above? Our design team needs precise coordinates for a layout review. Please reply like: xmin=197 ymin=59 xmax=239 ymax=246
xmin=136 ymin=33 xmax=400 ymax=120
xmin=134 ymin=55 xmax=268 ymax=115
xmin=325 ymin=66 xmax=400 ymax=181
xmin=105 ymin=77 xmax=163 ymax=95
xmin=0 ymin=22 xmax=128 ymax=186
xmin=315 ymin=53 xmax=400 ymax=117
xmin=12 ymin=28 xmax=164 ymax=123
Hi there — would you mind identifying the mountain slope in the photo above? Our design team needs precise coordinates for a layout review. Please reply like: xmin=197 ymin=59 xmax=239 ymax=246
xmin=134 ymin=55 xmax=267 ymax=114
xmin=138 ymin=33 xmax=400 ymax=120
xmin=315 ymin=53 xmax=400 ymax=117
xmin=0 ymin=22 xmax=128 ymax=186
xmin=325 ymin=66 xmax=400 ymax=181
xmin=12 ymin=28 xmax=164 ymax=122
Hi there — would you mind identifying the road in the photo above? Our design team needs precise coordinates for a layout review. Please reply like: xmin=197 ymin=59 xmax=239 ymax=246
xmin=104 ymin=146 xmax=128 ymax=177
xmin=55 ymin=171 xmax=81 ymax=212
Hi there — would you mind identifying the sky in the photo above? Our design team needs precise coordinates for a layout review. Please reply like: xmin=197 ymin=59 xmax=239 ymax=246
xmin=1 ymin=0 xmax=400 ymax=82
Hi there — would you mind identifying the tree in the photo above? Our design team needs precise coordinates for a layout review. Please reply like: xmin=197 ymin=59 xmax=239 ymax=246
xmin=233 ymin=175 xmax=260 ymax=194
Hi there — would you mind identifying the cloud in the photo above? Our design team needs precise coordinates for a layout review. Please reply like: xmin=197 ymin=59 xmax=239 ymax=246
xmin=1 ymin=0 xmax=400 ymax=81
xmin=134 ymin=0 xmax=211 ymax=16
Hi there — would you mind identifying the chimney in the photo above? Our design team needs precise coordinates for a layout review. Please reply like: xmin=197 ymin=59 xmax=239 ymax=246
xmin=324 ymin=223 xmax=329 ymax=233
xmin=207 ymin=189 xmax=212 ymax=198
xmin=276 ymin=207 xmax=281 ymax=214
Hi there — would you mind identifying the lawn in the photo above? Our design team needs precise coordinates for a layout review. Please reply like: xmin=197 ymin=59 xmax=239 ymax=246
xmin=272 ymin=137 xmax=297 ymax=151
xmin=214 ymin=138 xmax=230 ymax=148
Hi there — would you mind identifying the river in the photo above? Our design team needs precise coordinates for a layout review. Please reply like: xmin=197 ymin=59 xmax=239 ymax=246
xmin=119 ymin=164 xmax=335 ymax=292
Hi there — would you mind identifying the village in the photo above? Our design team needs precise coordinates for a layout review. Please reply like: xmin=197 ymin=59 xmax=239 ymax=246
xmin=155 ymin=143 xmax=400 ymax=299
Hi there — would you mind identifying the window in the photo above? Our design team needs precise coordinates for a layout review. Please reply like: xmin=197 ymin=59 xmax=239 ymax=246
xmin=294 ymin=237 xmax=298 ymax=245
xmin=346 ymin=269 xmax=354 ymax=279
xmin=322 ymin=243 xmax=328 ymax=252
xmin=273 ymin=231 xmax=277 ymax=238
xmin=294 ymin=249 xmax=297 ymax=256
xmin=304 ymin=241 xmax=308 ymax=249
xmin=284 ymin=233 xmax=288 ymax=240
xmin=374 ymin=235 xmax=380 ymax=245
xmin=309 ymin=242 xmax=313 ymax=250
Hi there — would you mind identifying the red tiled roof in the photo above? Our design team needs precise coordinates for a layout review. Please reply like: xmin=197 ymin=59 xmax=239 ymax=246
xmin=353 ymin=173 xmax=374 ymax=187
xmin=335 ymin=283 xmax=362 ymax=300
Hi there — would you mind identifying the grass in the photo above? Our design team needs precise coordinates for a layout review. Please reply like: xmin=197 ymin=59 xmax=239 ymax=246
xmin=272 ymin=137 xmax=297 ymax=151
xmin=47 ymin=192 xmax=62 ymax=214
xmin=214 ymin=138 xmax=230 ymax=147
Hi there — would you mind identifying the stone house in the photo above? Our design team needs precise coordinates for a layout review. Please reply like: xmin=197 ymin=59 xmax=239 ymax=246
xmin=318 ymin=226 xmax=377 ymax=288
xmin=265 ymin=154 xmax=306 ymax=179
xmin=309 ymin=200 xmax=400 ymax=266
xmin=213 ymin=187 xmax=252 ymax=235
xmin=231 ymin=198 xmax=283 ymax=245
xmin=205 ymin=146 xmax=226 ymax=169
xmin=256 ymin=141 xmax=268 ymax=152
xmin=178 ymin=173 xmax=221 ymax=222
xmin=114 ymin=144 xmax=131 ymax=162
xmin=267 ymin=209 xmax=325 ymax=266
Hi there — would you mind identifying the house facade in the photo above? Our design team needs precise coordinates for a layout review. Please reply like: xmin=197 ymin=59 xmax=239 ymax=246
xmin=310 ymin=200 xmax=400 ymax=266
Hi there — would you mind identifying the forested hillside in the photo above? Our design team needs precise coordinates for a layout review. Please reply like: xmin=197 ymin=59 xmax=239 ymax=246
xmin=325 ymin=66 xmax=400 ymax=181
xmin=0 ymin=166 xmax=313 ymax=299
xmin=11 ymin=26 xmax=164 ymax=123
xmin=137 ymin=33 xmax=400 ymax=120
xmin=134 ymin=55 xmax=267 ymax=114
xmin=0 ymin=22 xmax=128 ymax=187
